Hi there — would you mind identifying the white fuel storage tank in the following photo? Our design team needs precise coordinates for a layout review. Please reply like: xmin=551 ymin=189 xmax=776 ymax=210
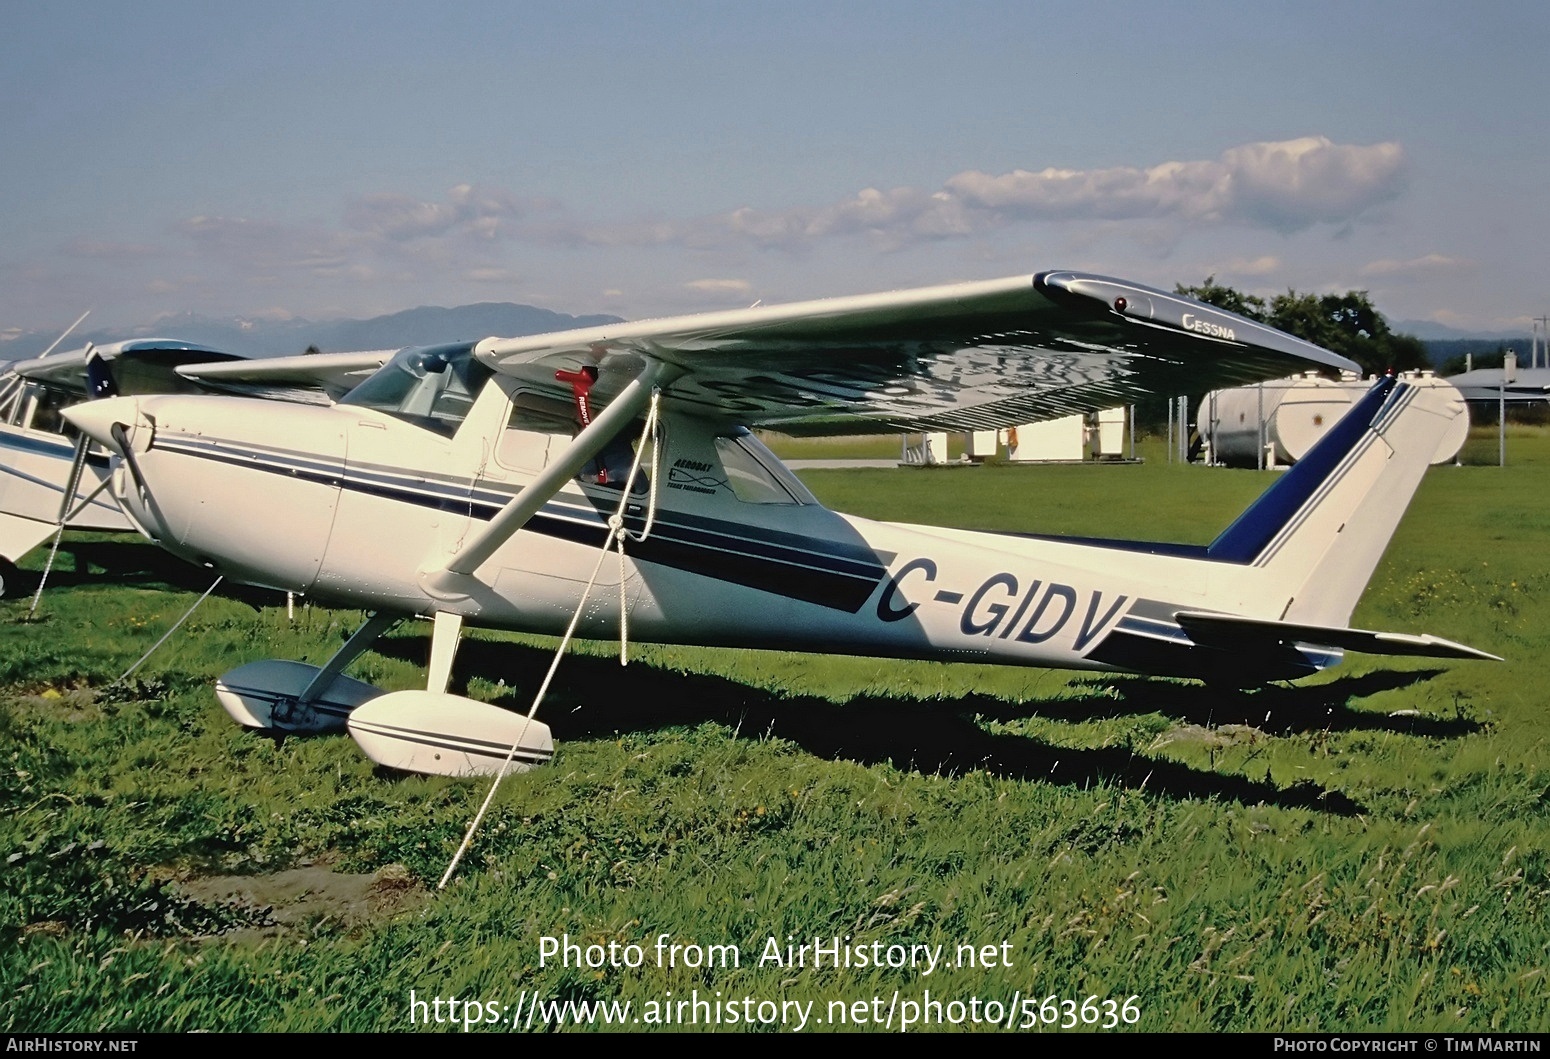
xmin=1198 ymin=373 xmax=1468 ymax=467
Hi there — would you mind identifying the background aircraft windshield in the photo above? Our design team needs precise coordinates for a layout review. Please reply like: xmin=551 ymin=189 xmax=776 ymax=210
xmin=339 ymin=342 xmax=490 ymax=437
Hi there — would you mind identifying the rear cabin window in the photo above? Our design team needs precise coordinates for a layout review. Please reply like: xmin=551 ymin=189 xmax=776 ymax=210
xmin=0 ymin=377 xmax=71 ymax=435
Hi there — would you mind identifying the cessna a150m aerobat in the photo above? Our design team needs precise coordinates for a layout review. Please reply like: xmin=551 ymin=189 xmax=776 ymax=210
xmin=64 ymin=270 xmax=1498 ymax=777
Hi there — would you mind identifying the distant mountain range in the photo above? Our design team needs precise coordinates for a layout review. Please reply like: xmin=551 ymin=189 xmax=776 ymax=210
xmin=1393 ymin=319 xmax=1532 ymax=344
xmin=1394 ymin=321 xmax=1538 ymax=371
xmin=0 ymin=303 xmax=625 ymax=360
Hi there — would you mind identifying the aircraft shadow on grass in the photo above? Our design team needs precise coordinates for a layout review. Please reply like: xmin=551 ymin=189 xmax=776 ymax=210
xmin=24 ymin=539 xmax=278 ymax=608
xmin=970 ymin=669 xmax=1479 ymax=739
xmin=357 ymin=631 xmax=1491 ymax=817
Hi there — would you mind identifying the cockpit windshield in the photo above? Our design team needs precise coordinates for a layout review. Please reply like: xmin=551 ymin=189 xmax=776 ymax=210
xmin=338 ymin=342 xmax=492 ymax=437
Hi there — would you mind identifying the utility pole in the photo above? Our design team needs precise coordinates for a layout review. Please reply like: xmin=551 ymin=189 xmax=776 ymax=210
xmin=1177 ymin=396 xmax=1188 ymax=463
xmin=1256 ymin=382 xmax=1265 ymax=471
xmin=1500 ymin=350 xmax=1517 ymax=467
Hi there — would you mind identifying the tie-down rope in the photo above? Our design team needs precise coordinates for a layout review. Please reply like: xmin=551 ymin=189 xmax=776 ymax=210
xmin=440 ymin=388 xmax=662 ymax=889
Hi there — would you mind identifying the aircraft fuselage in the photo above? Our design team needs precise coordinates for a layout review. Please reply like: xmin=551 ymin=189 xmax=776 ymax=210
xmin=74 ymin=370 xmax=1366 ymax=684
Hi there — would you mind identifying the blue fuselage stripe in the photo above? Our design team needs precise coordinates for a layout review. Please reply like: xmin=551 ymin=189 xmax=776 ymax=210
xmin=154 ymin=434 xmax=887 ymax=611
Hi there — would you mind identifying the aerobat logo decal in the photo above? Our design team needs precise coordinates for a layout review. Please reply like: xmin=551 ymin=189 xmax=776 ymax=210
xmin=875 ymin=558 xmax=1128 ymax=651
xmin=667 ymin=457 xmax=727 ymax=495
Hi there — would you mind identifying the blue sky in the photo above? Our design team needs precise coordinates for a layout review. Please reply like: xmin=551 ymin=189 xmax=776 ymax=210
xmin=3 ymin=0 xmax=1546 ymax=340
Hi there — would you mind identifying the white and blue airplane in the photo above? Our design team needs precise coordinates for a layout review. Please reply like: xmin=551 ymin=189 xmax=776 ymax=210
xmin=62 ymin=270 xmax=1498 ymax=777
xmin=0 ymin=338 xmax=244 ymax=595
xmin=0 ymin=339 xmax=391 ymax=597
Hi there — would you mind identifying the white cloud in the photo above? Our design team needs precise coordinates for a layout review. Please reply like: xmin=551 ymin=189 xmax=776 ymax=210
xmin=1226 ymin=255 xmax=1282 ymax=276
xmin=946 ymin=137 xmax=1403 ymax=234
xmin=76 ymin=139 xmax=1406 ymax=328
xmin=176 ymin=214 xmax=324 ymax=268
xmin=149 ymin=140 xmax=1404 ymax=313
xmin=1217 ymin=137 xmax=1405 ymax=231
xmin=569 ymin=137 xmax=1405 ymax=253
xmin=1359 ymin=253 xmax=1472 ymax=278
xmin=685 ymin=278 xmax=752 ymax=295
xmin=343 ymin=183 xmax=533 ymax=243
xmin=945 ymin=158 xmax=1224 ymax=222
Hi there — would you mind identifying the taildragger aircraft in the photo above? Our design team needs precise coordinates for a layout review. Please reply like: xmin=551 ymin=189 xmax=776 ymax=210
xmin=62 ymin=270 xmax=1499 ymax=777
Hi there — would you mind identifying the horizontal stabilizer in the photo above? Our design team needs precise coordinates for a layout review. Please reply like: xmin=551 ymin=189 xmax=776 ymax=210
xmin=1175 ymin=612 xmax=1502 ymax=662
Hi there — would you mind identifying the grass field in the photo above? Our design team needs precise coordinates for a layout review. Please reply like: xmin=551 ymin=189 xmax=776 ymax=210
xmin=2 ymin=430 xmax=1547 ymax=1033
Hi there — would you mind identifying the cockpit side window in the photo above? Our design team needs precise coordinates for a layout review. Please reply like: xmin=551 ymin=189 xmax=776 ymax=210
xmin=0 ymin=379 xmax=72 ymax=435
xmin=0 ymin=376 xmax=23 ymax=425
xmin=339 ymin=343 xmax=491 ymax=437
xmin=713 ymin=429 xmax=814 ymax=505
xmin=495 ymin=391 xmax=571 ymax=474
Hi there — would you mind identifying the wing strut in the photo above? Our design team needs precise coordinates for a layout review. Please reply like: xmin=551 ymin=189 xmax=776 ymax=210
xmin=421 ymin=361 xmax=665 ymax=597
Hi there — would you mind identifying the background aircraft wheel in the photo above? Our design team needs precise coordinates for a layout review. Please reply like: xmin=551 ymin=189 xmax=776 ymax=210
xmin=0 ymin=558 xmax=24 ymax=599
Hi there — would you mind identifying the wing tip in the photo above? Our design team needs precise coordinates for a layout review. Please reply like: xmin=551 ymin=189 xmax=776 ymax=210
xmin=1036 ymin=270 xmax=1361 ymax=375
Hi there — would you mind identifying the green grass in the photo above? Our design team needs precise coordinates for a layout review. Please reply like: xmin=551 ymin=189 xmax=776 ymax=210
xmin=759 ymin=431 xmax=908 ymax=461
xmin=2 ymin=434 xmax=1548 ymax=1033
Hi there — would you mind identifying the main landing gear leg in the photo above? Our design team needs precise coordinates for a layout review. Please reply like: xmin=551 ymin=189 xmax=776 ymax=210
xmin=214 ymin=610 xmax=401 ymax=733
xmin=426 ymin=611 xmax=463 ymax=696
xmin=299 ymin=610 xmax=401 ymax=704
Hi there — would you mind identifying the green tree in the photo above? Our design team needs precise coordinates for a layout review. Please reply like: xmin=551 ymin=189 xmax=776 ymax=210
xmin=1174 ymin=276 xmax=1267 ymax=322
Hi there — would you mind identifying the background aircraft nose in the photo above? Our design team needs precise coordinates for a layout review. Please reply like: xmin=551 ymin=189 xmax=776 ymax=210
xmin=62 ymin=396 xmax=141 ymax=453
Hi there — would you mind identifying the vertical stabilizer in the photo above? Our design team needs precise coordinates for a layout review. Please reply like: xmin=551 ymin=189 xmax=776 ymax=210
xmin=1206 ymin=377 xmax=1461 ymax=627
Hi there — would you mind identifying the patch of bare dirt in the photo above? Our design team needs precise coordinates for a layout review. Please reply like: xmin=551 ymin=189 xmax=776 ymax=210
xmin=1147 ymin=723 xmax=1266 ymax=752
xmin=10 ymin=686 xmax=102 ymax=723
xmin=175 ymin=860 xmax=426 ymax=940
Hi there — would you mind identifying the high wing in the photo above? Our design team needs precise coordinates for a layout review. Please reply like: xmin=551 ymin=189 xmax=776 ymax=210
xmin=9 ymin=339 xmax=245 ymax=396
xmin=176 ymin=349 xmax=396 ymax=403
xmin=10 ymin=340 xmax=392 ymax=405
xmin=473 ymin=271 xmax=1360 ymax=434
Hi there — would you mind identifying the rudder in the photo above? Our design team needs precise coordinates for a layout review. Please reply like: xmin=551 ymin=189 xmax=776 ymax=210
xmin=1205 ymin=377 xmax=1461 ymax=628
